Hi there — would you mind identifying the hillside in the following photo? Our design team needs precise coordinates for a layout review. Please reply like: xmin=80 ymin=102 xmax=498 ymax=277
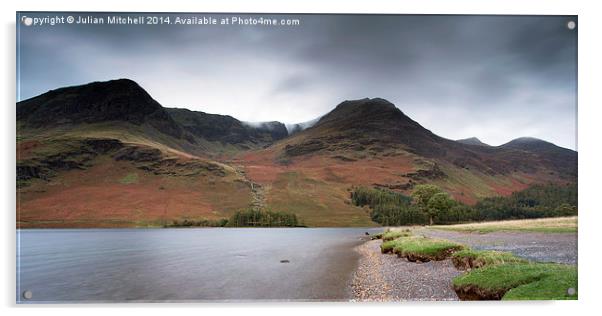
xmin=17 ymin=79 xmax=186 ymax=141
xmin=236 ymin=98 xmax=577 ymax=223
xmin=456 ymin=137 xmax=490 ymax=146
xmin=17 ymin=80 xmax=256 ymax=228
xmin=16 ymin=80 xmax=577 ymax=227
xmin=166 ymin=108 xmax=288 ymax=151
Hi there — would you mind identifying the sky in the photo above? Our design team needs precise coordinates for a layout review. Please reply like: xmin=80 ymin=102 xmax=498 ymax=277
xmin=17 ymin=13 xmax=577 ymax=149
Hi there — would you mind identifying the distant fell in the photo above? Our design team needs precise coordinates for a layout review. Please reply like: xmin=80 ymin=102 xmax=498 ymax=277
xmin=17 ymin=79 xmax=184 ymax=139
xmin=167 ymin=107 xmax=288 ymax=148
xmin=456 ymin=137 xmax=490 ymax=146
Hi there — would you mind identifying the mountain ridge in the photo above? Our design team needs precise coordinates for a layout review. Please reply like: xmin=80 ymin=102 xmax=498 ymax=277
xmin=16 ymin=79 xmax=577 ymax=228
xmin=17 ymin=79 xmax=185 ymax=140
xmin=457 ymin=137 xmax=490 ymax=147
xmin=17 ymin=79 xmax=575 ymax=153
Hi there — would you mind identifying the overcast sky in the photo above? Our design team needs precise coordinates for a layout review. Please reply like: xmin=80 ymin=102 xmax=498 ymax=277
xmin=17 ymin=13 xmax=577 ymax=149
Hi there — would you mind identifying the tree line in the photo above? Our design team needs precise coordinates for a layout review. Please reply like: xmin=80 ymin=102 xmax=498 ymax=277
xmin=475 ymin=183 xmax=577 ymax=221
xmin=166 ymin=209 xmax=300 ymax=228
xmin=351 ymin=183 xmax=577 ymax=226
xmin=226 ymin=209 xmax=299 ymax=227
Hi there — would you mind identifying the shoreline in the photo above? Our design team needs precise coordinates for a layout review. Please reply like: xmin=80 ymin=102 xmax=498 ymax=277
xmin=350 ymin=227 xmax=578 ymax=301
xmin=351 ymin=238 xmax=460 ymax=301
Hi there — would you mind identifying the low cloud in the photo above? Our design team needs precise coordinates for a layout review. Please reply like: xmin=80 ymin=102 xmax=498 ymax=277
xmin=17 ymin=13 xmax=577 ymax=149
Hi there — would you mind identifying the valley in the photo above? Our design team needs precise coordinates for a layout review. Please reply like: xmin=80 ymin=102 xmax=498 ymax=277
xmin=16 ymin=79 xmax=578 ymax=228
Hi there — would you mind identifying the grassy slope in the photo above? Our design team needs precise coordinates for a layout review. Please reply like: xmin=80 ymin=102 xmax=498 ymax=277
xmin=234 ymin=136 xmax=566 ymax=226
xmin=17 ymin=124 xmax=253 ymax=228
xmin=433 ymin=216 xmax=577 ymax=233
xmin=17 ymin=120 xmax=575 ymax=228
xmin=17 ymin=155 xmax=253 ymax=228
xmin=267 ymin=171 xmax=375 ymax=227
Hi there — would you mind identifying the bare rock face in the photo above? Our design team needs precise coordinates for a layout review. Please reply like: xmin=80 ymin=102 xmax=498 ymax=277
xmin=113 ymin=146 xmax=162 ymax=163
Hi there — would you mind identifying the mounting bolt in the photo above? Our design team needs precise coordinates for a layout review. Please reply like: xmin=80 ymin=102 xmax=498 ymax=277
xmin=567 ymin=287 xmax=576 ymax=296
xmin=22 ymin=290 xmax=33 ymax=300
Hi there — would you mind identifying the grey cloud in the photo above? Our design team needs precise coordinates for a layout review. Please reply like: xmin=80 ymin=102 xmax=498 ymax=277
xmin=17 ymin=13 xmax=577 ymax=149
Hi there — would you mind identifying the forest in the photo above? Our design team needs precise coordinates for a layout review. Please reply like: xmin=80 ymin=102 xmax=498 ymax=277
xmin=351 ymin=183 xmax=577 ymax=226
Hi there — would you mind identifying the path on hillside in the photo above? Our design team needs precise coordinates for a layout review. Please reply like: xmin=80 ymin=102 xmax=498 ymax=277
xmin=232 ymin=165 xmax=267 ymax=211
xmin=417 ymin=229 xmax=577 ymax=264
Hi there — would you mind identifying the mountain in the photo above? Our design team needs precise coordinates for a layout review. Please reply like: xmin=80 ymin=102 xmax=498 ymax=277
xmin=285 ymin=117 xmax=321 ymax=135
xmin=499 ymin=137 xmax=577 ymax=178
xmin=167 ymin=108 xmax=287 ymax=149
xmin=16 ymin=79 xmax=261 ymax=228
xmin=279 ymin=98 xmax=448 ymax=158
xmin=16 ymin=80 xmax=577 ymax=228
xmin=238 ymin=98 xmax=576 ymax=221
xmin=274 ymin=98 xmax=576 ymax=176
xmin=501 ymin=137 xmax=567 ymax=152
xmin=457 ymin=137 xmax=490 ymax=146
xmin=17 ymin=79 xmax=289 ymax=155
xmin=242 ymin=121 xmax=289 ymax=141
xmin=17 ymin=79 xmax=185 ymax=139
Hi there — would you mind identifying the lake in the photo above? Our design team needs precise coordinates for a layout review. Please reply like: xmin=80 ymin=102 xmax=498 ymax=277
xmin=16 ymin=228 xmax=379 ymax=302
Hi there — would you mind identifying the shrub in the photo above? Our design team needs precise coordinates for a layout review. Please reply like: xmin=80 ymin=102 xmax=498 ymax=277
xmin=167 ymin=218 xmax=228 ymax=227
xmin=351 ymin=187 xmax=426 ymax=225
xmin=227 ymin=209 xmax=299 ymax=227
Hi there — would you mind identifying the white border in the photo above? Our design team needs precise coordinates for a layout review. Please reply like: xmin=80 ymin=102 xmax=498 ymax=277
xmin=2 ymin=0 xmax=601 ymax=315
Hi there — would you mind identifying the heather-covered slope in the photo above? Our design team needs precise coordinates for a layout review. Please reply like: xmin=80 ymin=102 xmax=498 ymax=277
xmin=237 ymin=98 xmax=577 ymax=213
xmin=16 ymin=80 xmax=577 ymax=227
xmin=277 ymin=98 xmax=576 ymax=178
xmin=17 ymin=80 xmax=256 ymax=228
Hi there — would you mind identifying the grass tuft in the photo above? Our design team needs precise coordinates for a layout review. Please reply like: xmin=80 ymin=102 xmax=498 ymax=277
xmin=119 ymin=172 xmax=139 ymax=185
xmin=451 ymin=249 xmax=526 ymax=270
xmin=371 ymin=232 xmax=384 ymax=240
xmin=388 ymin=236 xmax=464 ymax=261
xmin=453 ymin=263 xmax=577 ymax=300
xmin=382 ymin=229 xmax=412 ymax=241
xmin=380 ymin=239 xmax=398 ymax=253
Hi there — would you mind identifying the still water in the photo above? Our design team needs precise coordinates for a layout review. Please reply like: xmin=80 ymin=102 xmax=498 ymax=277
xmin=17 ymin=228 xmax=378 ymax=302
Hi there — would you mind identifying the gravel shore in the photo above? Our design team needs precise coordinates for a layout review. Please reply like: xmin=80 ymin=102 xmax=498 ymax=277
xmin=351 ymin=229 xmax=577 ymax=301
xmin=351 ymin=239 xmax=461 ymax=301
xmin=417 ymin=229 xmax=577 ymax=264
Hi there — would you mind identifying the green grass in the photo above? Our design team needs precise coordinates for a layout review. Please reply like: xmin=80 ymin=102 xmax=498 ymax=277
xmin=382 ymin=229 xmax=412 ymax=241
xmin=267 ymin=171 xmax=376 ymax=227
xmin=383 ymin=235 xmax=464 ymax=261
xmin=451 ymin=249 xmax=526 ymax=270
xmin=371 ymin=232 xmax=384 ymax=240
xmin=380 ymin=239 xmax=398 ymax=253
xmin=503 ymin=266 xmax=578 ymax=300
xmin=119 ymin=172 xmax=139 ymax=184
xmin=379 ymin=229 xmax=413 ymax=252
xmin=453 ymin=263 xmax=577 ymax=300
xmin=434 ymin=216 xmax=577 ymax=234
